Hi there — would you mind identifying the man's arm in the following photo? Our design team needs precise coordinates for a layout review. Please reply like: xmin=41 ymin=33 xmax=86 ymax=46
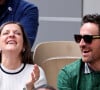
xmin=57 ymin=69 xmax=72 ymax=90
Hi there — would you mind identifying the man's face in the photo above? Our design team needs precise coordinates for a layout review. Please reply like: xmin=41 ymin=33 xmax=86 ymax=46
xmin=0 ymin=0 xmax=5 ymax=5
xmin=79 ymin=22 xmax=100 ymax=64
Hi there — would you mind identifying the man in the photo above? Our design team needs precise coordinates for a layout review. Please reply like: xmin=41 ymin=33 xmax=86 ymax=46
xmin=0 ymin=0 xmax=39 ymax=48
xmin=57 ymin=14 xmax=100 ymax=90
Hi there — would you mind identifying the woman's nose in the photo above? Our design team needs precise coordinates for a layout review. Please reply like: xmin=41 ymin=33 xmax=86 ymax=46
xmin=9 ymin=32 xmax=15 ymax=37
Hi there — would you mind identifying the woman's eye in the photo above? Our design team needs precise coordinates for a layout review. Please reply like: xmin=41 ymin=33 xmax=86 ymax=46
xmin=2 ymin=32 xmax=8 ymax=35
xmin=15 ymin=32 xmax=21 ymax=35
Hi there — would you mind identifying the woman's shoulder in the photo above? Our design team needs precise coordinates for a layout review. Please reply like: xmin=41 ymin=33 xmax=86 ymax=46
xmin=25 ymin=64 xmax=44 ymax=71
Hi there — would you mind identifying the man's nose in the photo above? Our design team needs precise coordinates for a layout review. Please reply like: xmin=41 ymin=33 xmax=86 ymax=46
xmin=79 ymin=38 xmax=86 ymax=46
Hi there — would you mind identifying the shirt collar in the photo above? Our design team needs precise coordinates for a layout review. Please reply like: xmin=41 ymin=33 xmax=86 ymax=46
xmin=84 ymin=63 xmax=91 ymax=74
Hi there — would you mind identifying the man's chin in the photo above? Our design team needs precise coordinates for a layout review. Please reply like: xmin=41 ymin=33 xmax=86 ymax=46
xmin=82 ymin=57 xmax=90 ymax=63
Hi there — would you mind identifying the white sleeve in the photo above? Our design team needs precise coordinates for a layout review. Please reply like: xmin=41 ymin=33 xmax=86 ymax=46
xmin=34 ymin=66 xmax=47 ymax=88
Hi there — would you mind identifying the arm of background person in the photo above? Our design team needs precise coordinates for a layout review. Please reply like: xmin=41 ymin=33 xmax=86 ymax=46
xmin=20 ymin=5 xmax=39 ymax=48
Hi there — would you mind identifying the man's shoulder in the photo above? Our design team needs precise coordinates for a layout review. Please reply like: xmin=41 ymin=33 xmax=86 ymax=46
xmin=20 ymin=0 xmax=37 ymax=8
xmin=61 ymin=59 xmax=82 ymax=74
xmin=13 ymin=0 xmax=38 ymax=15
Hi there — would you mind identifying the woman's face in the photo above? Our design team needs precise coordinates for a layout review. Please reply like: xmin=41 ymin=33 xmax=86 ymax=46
xmin=0 ymin=23 xmax=24 ymax=53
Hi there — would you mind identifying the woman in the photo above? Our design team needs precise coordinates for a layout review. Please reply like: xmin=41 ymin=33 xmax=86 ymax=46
xmin=0 ymin=21 xmax=47 ymax=90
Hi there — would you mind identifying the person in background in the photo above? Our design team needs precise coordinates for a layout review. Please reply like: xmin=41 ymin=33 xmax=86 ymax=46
xmin=57 ymin=14 xmax=100 ymax=90
xmin=0 ymin=21 xmax=47 ymax=90
xmin=0 ymin=0 xmax=39 ymax=48
xmin=34 ymin=84 xmax=56 ymax=90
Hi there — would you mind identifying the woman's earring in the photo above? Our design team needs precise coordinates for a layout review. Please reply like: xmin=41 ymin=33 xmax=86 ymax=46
xmin=0 ymin=49 xmax=1 ymax=53
xmin=23 ymin=48 xmax=25 ymax=52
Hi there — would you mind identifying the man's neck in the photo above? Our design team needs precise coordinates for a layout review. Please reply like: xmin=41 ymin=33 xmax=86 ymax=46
xmin=88 ymin=61 xmax=100 ymax=72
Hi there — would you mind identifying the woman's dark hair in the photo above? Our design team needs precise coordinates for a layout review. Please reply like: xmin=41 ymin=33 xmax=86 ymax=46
xmin=34 ymin=84 xmax=56 ymax=90
xmin=0 ymin=21 xmax=34 ymax=64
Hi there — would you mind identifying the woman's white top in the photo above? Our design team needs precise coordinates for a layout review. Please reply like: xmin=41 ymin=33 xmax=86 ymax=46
xmin=0 ymin=63 xmax=47 ymax=90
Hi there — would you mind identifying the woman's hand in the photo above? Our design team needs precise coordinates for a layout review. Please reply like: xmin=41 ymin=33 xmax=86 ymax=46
xmin=26 ymin=64 xmax=40 ymax=90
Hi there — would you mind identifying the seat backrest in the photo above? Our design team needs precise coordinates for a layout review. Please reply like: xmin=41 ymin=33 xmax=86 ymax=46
xmin=33 ymin=41 xmax=81 ymax=66
xmin=41 ymin=57 xmax=80 ymax=89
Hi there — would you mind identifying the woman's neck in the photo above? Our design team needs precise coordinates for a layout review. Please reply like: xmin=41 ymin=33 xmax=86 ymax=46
xmin=2 ymin=60 xmax=22 ymax=70
xmin=1 ymin=53 xmax=22 ymax=70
